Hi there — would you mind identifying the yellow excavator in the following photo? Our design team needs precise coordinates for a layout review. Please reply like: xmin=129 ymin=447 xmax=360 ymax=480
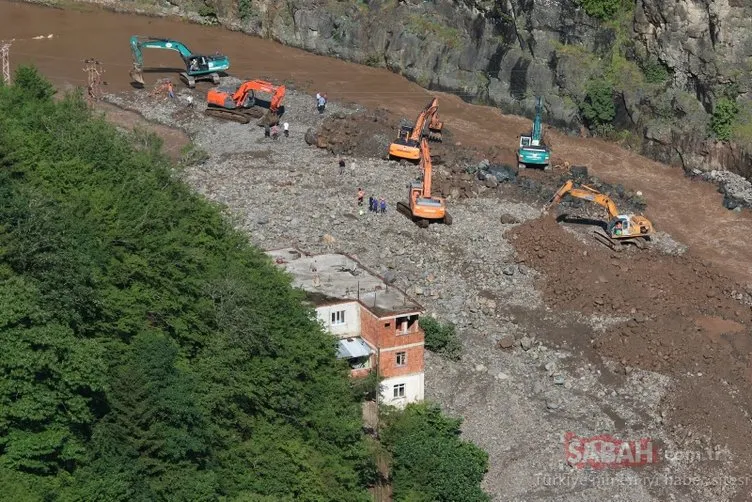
xmin=388 ymin=97 xmax=443 ymax=162
xmin=396 ymin=138 xmax=452 ymax=227
xmin=545 ymin=180 xmax=654 ymax=250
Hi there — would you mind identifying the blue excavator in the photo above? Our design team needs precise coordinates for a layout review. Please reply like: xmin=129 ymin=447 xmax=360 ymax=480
xmin=128 ymin=35 xmax=230 ymax=88
xmin=517 ymin=96 xmax=551 ymax=170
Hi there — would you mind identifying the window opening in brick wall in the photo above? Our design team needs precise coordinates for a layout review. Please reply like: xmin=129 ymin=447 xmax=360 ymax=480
xmin=396 ymin=351 xmax=407 ymax=367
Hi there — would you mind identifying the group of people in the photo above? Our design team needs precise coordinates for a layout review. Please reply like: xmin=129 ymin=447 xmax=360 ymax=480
xmin=264 ymin=122 xmax=290 ymax=140
xmin=357 ymin=188 xmax=387 ymax=214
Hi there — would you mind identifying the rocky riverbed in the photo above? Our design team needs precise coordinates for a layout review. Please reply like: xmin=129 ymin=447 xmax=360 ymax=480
xmin=103 ymin=83 xmax=751 ymax=502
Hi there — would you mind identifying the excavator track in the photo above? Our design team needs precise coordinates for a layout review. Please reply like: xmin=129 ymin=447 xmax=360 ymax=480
xmin=397 ymin=201 xmax=451 ymax=227
xmin=204 ymin=108 xmax=252 ymax=124
xmin=396 ymin=201 xmax=427 ymax=227
xmin=593 ymin=230 xmax=619 ymax=251
xmin=204 ymin=106 xmax=267 ymax=124
xmin=397 ymin=201 xmax=413 ymax=220
xmin=593 ymin=230 xmax=647 ymax=251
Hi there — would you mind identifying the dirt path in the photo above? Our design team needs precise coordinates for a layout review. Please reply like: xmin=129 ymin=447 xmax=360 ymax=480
xmin=2 ymin=0 xmax=751 ymax=282
xmin=94 ymin=101 xmax=190 ymax=160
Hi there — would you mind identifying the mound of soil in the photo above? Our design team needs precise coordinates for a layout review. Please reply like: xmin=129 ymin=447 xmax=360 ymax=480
xmin=312 ymin=108 xmax=397 ymax=159
xmin=508 ymin=216 xmax=752 ymax=494
xmin=509 ymin=216 xmax=751 ymax=374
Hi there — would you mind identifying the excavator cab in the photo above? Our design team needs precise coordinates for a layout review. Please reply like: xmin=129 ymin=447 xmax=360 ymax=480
xmin=607 ymin=217 xmax=629 ymax=237
xmin=396 ymin=138 xmax=452 ymax=227
xmin=389 ymin=97 xmax=442 ymax=162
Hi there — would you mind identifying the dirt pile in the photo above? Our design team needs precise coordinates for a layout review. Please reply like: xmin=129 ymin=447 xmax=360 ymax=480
xmin=509 ymin=216 xmax=751 ymax=374
xmin=309 ymin=108 xmax=396 ymax=158
xmin=509 ymin=216 xmax=752 ymax=496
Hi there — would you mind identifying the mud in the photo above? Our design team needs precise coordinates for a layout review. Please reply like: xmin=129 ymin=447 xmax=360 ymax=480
xmin=508 ymin=216 xmax=752 ymax=497
xmin=93 ymin=101 xmax=190 ymax=160
xmin=3 ymin=0 xmax=752 ymax=282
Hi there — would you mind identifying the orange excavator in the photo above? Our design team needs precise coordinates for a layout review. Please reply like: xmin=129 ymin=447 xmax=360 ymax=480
xmin=204 ymin=79 xmax=286 ymax=125
xmin=397 ymin=138 xmax=452 ymax=227
xmin=388 ymin=97 xmax=443 ymax=162
xmin=545 ymin=179 xmax=654 ymax=250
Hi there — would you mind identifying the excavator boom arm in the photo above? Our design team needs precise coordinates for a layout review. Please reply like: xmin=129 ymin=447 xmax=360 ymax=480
xmin=420 ymin=138 xmax=432 ymax=198
xmin=409 ymin=97 xmax=439 ymax=142
xmin=130 ymin=36 xmax=194 ymax=67
xmin=232 ymin=80 xmax=286 ymax=112
xmin=532 ymin=96 xmax=543 ymax=142
xmin=547 ymin=180 xmax=620 ymax=220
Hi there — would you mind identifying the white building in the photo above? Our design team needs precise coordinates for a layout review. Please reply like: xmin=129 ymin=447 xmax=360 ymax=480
xmin=268 ymin=247 xmax=426 ymax=408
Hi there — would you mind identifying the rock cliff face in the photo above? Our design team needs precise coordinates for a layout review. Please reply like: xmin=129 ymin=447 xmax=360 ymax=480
xmin=65 ymin=0 xmax=752 ymax=175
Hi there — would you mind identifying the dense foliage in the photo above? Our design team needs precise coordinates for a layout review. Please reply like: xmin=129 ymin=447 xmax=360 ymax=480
xmin=381 ymin=403 xmax=490 ymax=502
xmin=576 ymin=0 xmax=624 ymax=20
xmin=0 ymin=67 xmax=373 ymax=501
xmin=711 ymin=97 xmax=739 ymax=141
xmin=581 ymin=79 xmax=616 ymax=127
xmin=419 ymin=316 xmax=462 ymax=360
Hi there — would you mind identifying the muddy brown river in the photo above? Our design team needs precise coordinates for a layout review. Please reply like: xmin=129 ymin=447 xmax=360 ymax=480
xmin=2 ymin=0 xmax=751 ymax=282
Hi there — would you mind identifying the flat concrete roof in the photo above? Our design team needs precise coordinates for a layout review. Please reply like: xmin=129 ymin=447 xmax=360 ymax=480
xmin=267 ymin=247 xmax=423 ymax=317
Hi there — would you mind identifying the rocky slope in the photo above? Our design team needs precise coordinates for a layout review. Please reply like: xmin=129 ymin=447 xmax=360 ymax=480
xmin=35 ymin=0 xmax=752 ymax=176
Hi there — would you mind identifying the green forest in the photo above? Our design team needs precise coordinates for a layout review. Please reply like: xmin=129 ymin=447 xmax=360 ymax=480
xmin=0 ymin=67 xmax=488 ymax=501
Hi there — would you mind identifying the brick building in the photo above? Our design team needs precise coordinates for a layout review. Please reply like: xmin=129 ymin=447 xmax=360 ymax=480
xmin=267 ymin=247 xmax=425 ymax=407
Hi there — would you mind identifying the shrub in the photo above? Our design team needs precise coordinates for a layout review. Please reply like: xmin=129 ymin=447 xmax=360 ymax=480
xmin=577 ymin=0 xmax=623 ymax=20
xmin=641 ymin=58 xmax=671 ymax=84
xmin=580 ymin=79 xmax=616 ymax=127
xmin=419 ymin=316 xmax=462 ymax=360
xmin=179 ymin=142 xmax=210 ymax=166
xmin=238 ymin=0 xmax=252 ymax=20
xmin=710 ymin=97 xmax=739 ymax=141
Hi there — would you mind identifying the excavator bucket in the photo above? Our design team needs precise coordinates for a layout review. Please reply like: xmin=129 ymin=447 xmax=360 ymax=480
xmin=129 ymin=65 xmax=145 ymax=85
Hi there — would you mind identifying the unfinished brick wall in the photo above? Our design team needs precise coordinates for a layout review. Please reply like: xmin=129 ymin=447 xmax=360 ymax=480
xmin=359 ymin=306 xmax=423 ymax=349
xmin=379 ymin=344 xmax=424 ymax=378
xmin=359 ymin=304 xmax=424 ymax=379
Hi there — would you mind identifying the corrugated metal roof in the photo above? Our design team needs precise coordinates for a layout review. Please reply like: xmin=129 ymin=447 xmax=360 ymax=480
xmin=337 ymin=337 xmax=372 ymax=359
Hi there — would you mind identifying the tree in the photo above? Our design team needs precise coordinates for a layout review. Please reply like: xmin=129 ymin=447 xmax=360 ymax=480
xmin=0 ymin=69 xmax=372 ymax=500
xmin=580 ymin=80 xmax=616 ymax=127
xmin=710 ymin=98 xmax=739 ymax=141
xmin=419 ymin=316 xmax=462 ymax=360
xmin=381 ymin=403 xmax=490 ymax=502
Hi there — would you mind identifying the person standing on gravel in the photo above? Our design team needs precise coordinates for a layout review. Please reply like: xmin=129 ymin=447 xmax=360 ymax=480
xmin=317 ymin=93 xmax=327 ymax=114
xmin=339 ymin=159 xmax=346 ymax=175
xmin=264 ymin=124 xmax=271 ymax=138
xmin=167 ymin=81 xmax=175 ymax=99
xmin=271 ymin=124 xmax=279 ymax=140
xmin=357 ymin=188 xmax=365 ymax=206
xmin=283 ymin=122 xmax=289 ymax=138
xmin=379 ymin=197 xmax=387 ymax=214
